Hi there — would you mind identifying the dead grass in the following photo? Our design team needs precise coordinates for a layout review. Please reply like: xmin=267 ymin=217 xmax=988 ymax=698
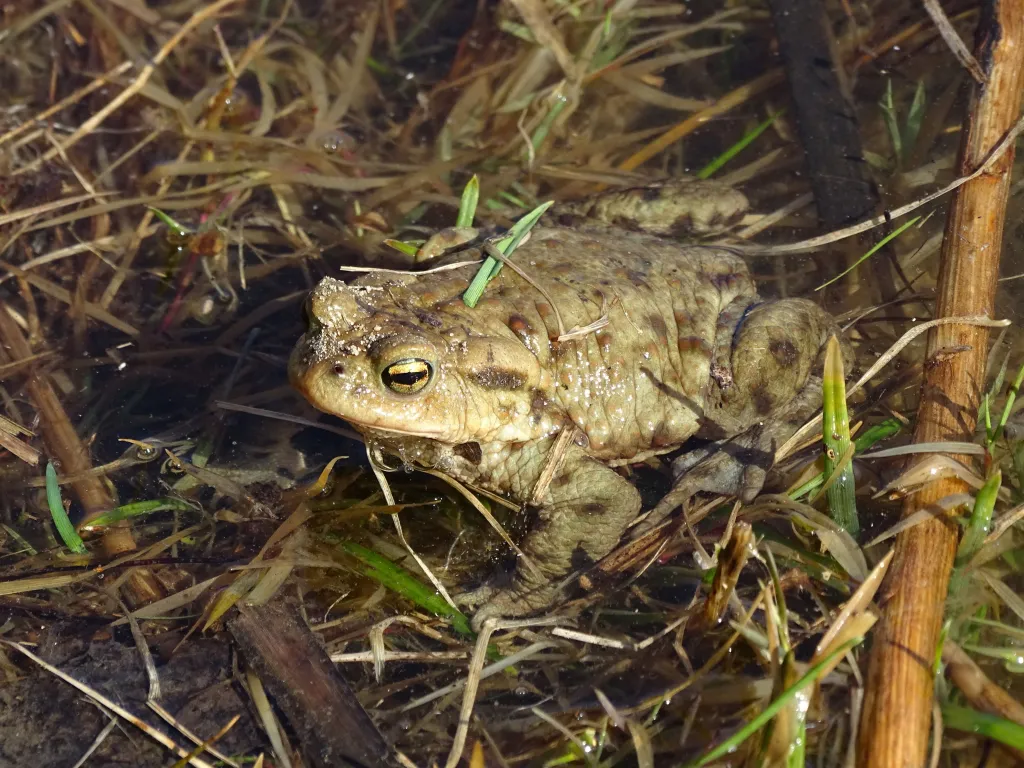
xmin=0 ymin=0 xmax=1022 ymax=766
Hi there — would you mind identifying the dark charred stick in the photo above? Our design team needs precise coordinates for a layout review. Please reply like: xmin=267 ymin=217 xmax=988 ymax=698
xmin=229 ymin=597 xmax=392 ymax=768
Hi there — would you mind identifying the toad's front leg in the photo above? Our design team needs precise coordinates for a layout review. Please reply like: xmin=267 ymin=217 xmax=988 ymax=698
xmin=462 ymin=441 xmax=641 ymax=630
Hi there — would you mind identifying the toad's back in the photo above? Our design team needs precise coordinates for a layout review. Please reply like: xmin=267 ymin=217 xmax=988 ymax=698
xmin=350 ymin=226 xmax=758 ymax=461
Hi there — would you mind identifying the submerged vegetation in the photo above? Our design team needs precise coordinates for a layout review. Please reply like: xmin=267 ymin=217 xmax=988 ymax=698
xmin=0 ymin=0 xmax=1022 ymax=766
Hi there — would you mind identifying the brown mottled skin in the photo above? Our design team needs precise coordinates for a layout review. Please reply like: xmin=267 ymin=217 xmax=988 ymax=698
xmin=290 ymin=186 xmax=845 ymax=627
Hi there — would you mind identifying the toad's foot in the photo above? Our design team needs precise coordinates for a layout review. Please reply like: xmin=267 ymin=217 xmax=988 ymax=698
xmin=459 ymin=581 xmax=564 ymax=632
xmin=631 ymin=425 xmax=774 ymax=538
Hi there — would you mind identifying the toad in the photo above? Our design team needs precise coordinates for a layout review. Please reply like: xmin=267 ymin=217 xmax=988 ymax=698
xmin=290 ymin=181 xmax=847 ymax=626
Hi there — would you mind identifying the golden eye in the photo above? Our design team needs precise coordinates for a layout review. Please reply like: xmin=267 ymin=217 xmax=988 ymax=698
xmin=382 ymin=358 xmax=433 ymax=394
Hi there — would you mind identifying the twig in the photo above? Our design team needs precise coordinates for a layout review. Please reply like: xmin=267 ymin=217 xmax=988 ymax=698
xmin=735 ymin=110 xmax=1024 ymax=256
xmin=857 ymin=3 xmax=1024 ymax=764
xmin=922 ymin=0 xmax=986 ymax=84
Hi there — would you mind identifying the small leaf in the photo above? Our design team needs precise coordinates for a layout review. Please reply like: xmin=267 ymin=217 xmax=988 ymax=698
xmin=456 ymin=175 xmax=480 ymax=228
xmin=383 ymin=239 xmax=420 ymax=256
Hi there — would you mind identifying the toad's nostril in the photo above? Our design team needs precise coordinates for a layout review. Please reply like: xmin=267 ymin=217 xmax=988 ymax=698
xmin=332 ymin=363 xmax=345 ymax=376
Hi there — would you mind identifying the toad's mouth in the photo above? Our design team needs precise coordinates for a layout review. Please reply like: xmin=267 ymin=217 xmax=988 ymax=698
xmin=332 ymin=413 xmax=448 ymax=441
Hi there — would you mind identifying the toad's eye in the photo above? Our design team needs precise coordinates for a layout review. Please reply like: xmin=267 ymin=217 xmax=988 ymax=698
xmin=382 ymin=359 xmax=433 ymax=394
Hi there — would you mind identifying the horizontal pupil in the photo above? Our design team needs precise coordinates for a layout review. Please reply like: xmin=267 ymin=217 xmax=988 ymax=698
xmin=391 ymin=371 xmax=424 ymax=385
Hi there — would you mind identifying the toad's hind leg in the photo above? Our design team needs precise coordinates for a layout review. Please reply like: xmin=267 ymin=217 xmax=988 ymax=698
xmin=635 ymin=298 xmax=845 ymax=535
xmin=467 ymin=445 xmax=641 ymax=629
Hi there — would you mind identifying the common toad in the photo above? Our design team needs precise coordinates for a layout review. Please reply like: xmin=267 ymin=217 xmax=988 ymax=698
xmin=290 ymin=183 xmax=846 ymax=626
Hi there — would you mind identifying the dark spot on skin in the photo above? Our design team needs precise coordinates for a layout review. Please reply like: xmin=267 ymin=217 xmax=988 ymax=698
xmin=752 ymin=385 xmax=775 ymax=415
xmin=469 ymin=367 xmax=527 ymax=390
xmin=677 ymin=336 xmax=711 ymax=356
xmin=553 ymin=473 xmax=572 ymax=488
xmin=529 ymin=391 xmax=550 ymax=426
xmin=596 ymin=331 xmax=613 ymax=350
xmin=581 ymin=502 xmax=606 ymax=515
xmin=674 ymin=309 xmax=691 ymax=327
xmin=669 ymin=214 xmax=694 ymax=237
xmin=507 ymin=313 xmax=535 ymax=343
xmin=642 ymin=187 xmax=662 ymax=202
xmin=599 ymin=279 xmax=611 ymax=286
xmin=332 ymin=363 xmax=345 ymax=376
xmin=541 ymin=238 xmax=560 ymax=248
xmin=709 ymin=271 xmax=739 ymax=290
xmin=769 ymin=339 xmax=799 ymax=368
xmin=648 ymin=314 xmax=668 ymax=341
xmin=613 ymin=216 xmax=642 ymax=232
xmin=413 ymin=310 xmax=443 ymax=328
xmin=453 ymin=442 xmax=482 ymax=465
xmin=626 ymin=270 xmax=648 ymax=287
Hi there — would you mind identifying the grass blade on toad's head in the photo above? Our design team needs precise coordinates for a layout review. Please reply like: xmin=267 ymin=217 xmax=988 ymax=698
xmin=817 ymin=336 xmax=859 ymax=535
xmin=463 ymin=200 xmax=553 ymax=308
xmin=45 ymin=462 xmax=86 ymax=554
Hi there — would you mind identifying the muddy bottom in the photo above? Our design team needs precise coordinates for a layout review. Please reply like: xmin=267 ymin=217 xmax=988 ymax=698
xmin=0 ymin=631 xmax=264 ymax=767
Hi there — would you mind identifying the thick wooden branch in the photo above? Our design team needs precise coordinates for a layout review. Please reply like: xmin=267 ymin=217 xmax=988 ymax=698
xmin=857 ymin=2 xmax=1024 ymax=764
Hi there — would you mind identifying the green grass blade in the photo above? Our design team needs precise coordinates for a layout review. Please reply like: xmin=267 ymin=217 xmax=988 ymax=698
xmin=697 ymin=111 xmax=783 ymax=179
xmin=529 ymin=95 xmax=569 ymax=157
xmin=81 ymin=497 xmax=195 ymax=530
xmin=942 ymin=704 xmax=1024 ymax=749
xmin=903 ymin=80 xmax=927 ymax=159
xmin=685 ymin=637 xmax=863 ymax=767
xmin=45 ymin=462 xmax=86 ymax=554
xmin=820 ymin=337 xmax=859 ymax=534
xmin=956 ymin=470 xmax=1000 ymax=566
xmin=456 ymin=175 xmax=480 ymax=228
xmin=147 ymin=206 xmax=190 ymax=236
xmin=816 ymin=216 xmax=920 ymax=291
xmin=383 ymin=239 xmax=420 ymax=257
xmin=340 ymin=541 xmax=474 ymax=637
xmin=880 ymin=79 xmax=902 ymax=161
xmin=788 ymin=417 xmax=903 ymax=501
xmin=992 ymin=360 xmax=1024 ymax=445
xmin=463 ymin=200 xmax=553 ymax=307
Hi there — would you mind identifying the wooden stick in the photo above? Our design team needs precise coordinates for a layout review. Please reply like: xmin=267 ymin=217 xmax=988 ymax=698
xmin=228 ymin=598 xmax=391 ymax=768
xmin=0 ymin=302 xmax=161 ymax=604
xmin=857 ymin=2 xmax=1024 ymax=765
